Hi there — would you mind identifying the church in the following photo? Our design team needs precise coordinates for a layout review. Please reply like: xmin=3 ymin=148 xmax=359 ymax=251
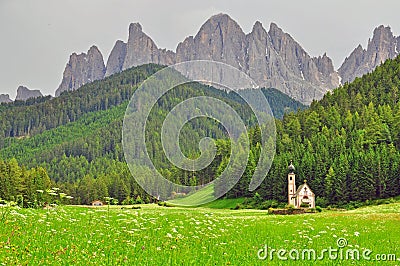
xmin=287 ymin=161 xmax=315 ymax=208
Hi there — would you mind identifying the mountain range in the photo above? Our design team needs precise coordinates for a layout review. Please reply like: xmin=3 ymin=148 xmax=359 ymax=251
xmin=3 ymin=14 xmax=399 ymax=105
xmin=54 ymin=14 xmax=400 ymax=105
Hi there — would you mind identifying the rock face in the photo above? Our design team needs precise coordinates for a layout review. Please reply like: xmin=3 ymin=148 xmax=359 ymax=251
xmin=121 ymin=23 xmax=175 ymax=70
xmin=177 ymin=14 xmax=247 ymax=69
xmin=174 ymin=15 xmax=339 ymax=104
xmin=15 ymin=86 xmax=43 ymax=101
xmin=55 ymin=45 xmax=106 ymax=96
xmin=339 ymin=25 xmax=399 ymax=83
xmin=105 ymin=40 xmax=127 ymax=77
xmin=0 ymin=94 xmax=12 ymax=103
xmin=104 ymin=23 xmax=175 ymax=77
xmin=56 ymin=14 xmax=399 ymax=104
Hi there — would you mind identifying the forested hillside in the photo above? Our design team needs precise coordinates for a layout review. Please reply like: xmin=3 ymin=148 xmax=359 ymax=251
xmin=246 ymin=56 xmax=400 ymax=207
xmin=2 ymin=55 xmax=400 ymax=207
xmin=0 ymin=64 xmax=304 ymax=205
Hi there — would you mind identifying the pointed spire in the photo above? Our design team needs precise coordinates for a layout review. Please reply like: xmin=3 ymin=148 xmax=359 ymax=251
xmin=288 ymin=160 xmax=295 ymax=173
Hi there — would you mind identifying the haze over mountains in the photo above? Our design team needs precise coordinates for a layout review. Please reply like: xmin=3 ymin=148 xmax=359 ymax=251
xmin=4 ymin=14 xmax=400 ymax=105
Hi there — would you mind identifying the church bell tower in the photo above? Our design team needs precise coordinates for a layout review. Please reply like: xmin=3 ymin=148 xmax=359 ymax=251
xmin=288 ymin=161 xmax=296 ymax=206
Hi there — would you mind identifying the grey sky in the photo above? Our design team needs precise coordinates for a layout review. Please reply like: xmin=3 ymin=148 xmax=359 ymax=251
xmin=0 ymin=0 xmax=399 ymax=98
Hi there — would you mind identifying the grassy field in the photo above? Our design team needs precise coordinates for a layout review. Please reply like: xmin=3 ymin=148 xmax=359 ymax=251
xmin=0 ymin=203 xmax=399 ymax=265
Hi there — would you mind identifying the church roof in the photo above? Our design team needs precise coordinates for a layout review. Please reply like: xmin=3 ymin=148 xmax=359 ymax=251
xmin=295 ymin=182 xmax=314 ymax=196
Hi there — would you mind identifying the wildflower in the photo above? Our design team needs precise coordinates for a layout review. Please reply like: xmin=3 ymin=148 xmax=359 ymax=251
xmin=354 ymin=232 xmax=360 ymax=237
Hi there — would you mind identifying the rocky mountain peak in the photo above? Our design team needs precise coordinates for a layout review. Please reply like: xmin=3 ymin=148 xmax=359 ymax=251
xmin=121 ymin=22 xmax=175 ymax=70
xmin=54 ymin=14 xmax=398 ymax=105
xmin=368 ymin=25 xmax=397 ymax=65
xmin=206 ymin=13 xmax=237 ymax=25
xmin=180 ymin=13 xmax=246 ymax=68
xmin=16 ymin=86 xmax=43 ymax=101
xmin=253 ymin=21 xmax=263 ymax=29
xmin=0 ymin=94 xmax=12 ymax=103
xmin=339 ymin=25 xmax=399 ymax=84
xmin=88 ymin=45 xmax=102 ymax=57
xmin=105 ymin=40 xmax=127 ymax=77
xmin=129 ymin=22 xmax=143 ymax=34
xmin=55 ymin=45 xmax=106 ymax=96
xmin=250 ymin=21 xmax=267 ymax=37
xmin=314 ymin=53 xmax=335 ymax=74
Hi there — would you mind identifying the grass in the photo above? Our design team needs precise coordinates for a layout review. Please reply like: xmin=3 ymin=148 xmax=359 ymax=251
xmin=0 ymin=203 xmax=399 ymax=265
xmin=201 ymin=198 xmax=245 ymax=209
xmin=168 ymin=184 xmax=215 ymax=206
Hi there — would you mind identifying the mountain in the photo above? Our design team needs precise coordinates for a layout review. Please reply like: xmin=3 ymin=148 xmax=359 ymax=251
xmin=339 ymin=25 xmax=400 ymax=83
xmin=0 ymin=94 xmax=12 ymax=103
xmin=105 ymin=40 xmax=127 ymax=77
xmin=15 ymin=86 xmax=43 ymax=101
xmin=55 ymin=45 xmax=106 ymax=96
xmin=55 ymin=14 xmax=398 ymax=105
xmin=105 ymin=14 xmax=338 ymax=104
xmin=121 ymin=23 xmax=175 ymax=70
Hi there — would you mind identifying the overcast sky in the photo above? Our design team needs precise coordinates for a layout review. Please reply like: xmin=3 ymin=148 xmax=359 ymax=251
xmin=0 ymin=0 xmax=399 ymax=98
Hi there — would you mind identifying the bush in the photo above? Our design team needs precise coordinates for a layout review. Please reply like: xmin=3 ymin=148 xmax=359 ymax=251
xmin=16 ymin=195 xmax=24 ymax=208
xmin=157 ymin=201 xmax=174 ymax=207
xmin=135 ymin=195 xmax=143 ymax=204
xmin=300 ymin=202 xmax=310 ymax=208
xmin=285 ymin=204 xmax=295 ymax=210
xmin=315 ymin=206 xmax=322 ymax=212
xmin=315 ymin=197 xmax=329 ymax=208
xmin=231 ymin=203 xmax=242 ymax=210
xmin=253 ymin=193 xmax=263 ymax=204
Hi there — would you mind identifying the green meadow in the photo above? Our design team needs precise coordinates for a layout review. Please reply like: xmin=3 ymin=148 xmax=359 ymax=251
xmin=0 ymin=202 xmax=399 ymax=265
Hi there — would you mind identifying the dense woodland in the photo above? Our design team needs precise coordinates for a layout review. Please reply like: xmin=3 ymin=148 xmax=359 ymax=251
xmin=1 ymin=56 xmax=400 ymax=207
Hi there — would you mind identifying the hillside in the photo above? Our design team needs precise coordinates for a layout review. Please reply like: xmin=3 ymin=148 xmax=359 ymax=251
xmin=0 ymin=64 xmax=304 ymax=204
xmin=247 ymin=56 xmax=400 ymax=206
xmin=2 ymin=55 xmax=400 ymax=207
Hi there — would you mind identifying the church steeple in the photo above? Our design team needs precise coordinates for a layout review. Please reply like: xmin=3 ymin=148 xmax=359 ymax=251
xmin=288 ymin=160 xmax=296 ymax=206
xmin=288 ymin=160 xmax=295 ymax=173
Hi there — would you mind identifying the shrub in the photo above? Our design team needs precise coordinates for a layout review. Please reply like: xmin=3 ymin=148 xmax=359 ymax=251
xmin=300 ymin=202 xmax=310 ymax=208
xmin=315 ymin=197 xmax=329 ymax=208
xmin=285 ymin=204 xmax=295 ymax=210
xmin=232 ymin=203 xmax=242 ymax=210
xmin=135 ymin=195 xmax=143 ymax=204
xmin=253 ymin=193 xmax=263 ymax=204
xmin=315 ymin=206 xmax=322 ymax=212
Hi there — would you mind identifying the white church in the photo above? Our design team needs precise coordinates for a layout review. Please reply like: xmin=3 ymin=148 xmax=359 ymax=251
xmin=287 ymin=161 xmax=315 ymax=208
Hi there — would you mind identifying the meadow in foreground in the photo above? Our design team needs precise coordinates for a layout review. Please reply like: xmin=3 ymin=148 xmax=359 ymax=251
xmin=0 ymin=203 xmax=399 ymax=265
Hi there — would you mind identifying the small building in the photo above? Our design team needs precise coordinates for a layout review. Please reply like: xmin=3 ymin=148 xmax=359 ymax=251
xmin=288 ymin=161 xmax=315 ymax=208
xmin=91 ymin=200 xmax=104 ymax=206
